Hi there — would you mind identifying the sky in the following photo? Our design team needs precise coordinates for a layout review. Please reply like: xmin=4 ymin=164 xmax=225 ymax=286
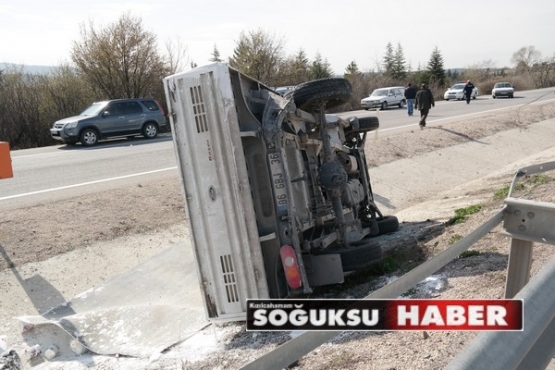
xmin=1 ymin=0 xmax=555 ymax=75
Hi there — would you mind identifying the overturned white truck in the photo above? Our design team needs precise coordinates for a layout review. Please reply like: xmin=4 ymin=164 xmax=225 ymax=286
xmin=164 ymin=63 xmax=399 ymax=321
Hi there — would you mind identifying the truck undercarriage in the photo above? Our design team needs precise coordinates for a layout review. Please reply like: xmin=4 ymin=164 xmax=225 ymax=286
xmin=164 ymin=64 xmax=399 ymax=320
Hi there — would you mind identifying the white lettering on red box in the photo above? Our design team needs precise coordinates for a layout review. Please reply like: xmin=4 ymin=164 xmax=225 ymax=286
xmin=397 ymin=305 xmax=508 ymax=326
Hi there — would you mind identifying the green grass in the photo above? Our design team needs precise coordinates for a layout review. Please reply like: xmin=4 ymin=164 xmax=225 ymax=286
xmin=494 ymin=184 xmax=525 ymax=200
xmin=446 ymin=204 xmax=482 ymax=225
xmin=529 ymin=174 xmax=550 ymax=185
xmin=448 ymin=234 xmax=463 ymax=245
xmin=494 ymin=174 xmax=551 ymax=200
xmin=402 ymin=287 xmax=417 ymax=297
xmin=376 ymin=255 xmax=400 ymax=274
xmin=459 ymin=250 xmax=481 ymax=258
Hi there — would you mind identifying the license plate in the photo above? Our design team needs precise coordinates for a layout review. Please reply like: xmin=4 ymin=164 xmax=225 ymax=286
xmin=268 ymin=153 xmax=288 ymax=211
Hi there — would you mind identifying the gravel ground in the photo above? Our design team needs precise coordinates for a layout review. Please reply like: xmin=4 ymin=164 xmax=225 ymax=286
xmin=1 ymin=100 xmax=555 ymax=369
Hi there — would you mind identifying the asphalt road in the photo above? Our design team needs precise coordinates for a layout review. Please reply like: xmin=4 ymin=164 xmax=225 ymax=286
xmin=0 ymin=135 xmax=177 ymax=211
xmin=1 ymin=87 xmax=554 ymax=212
xmin=345 ymin=86 xmax=555 ymax=136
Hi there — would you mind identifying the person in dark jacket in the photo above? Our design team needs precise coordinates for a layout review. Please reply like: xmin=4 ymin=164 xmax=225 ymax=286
xmin=415 ymin=83 xmax=435 ymax=129
xmin=464 ymin=80 xmax=475 ymax=104
xmin=404 ymin=83 xmax=417 ymax=116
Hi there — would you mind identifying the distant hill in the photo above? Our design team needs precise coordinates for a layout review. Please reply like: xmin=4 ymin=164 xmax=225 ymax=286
xmin=0 ymin=63 xmax=57 ymax=74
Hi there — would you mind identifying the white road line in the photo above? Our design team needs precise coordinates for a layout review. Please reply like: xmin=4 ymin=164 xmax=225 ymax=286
xmin=0 ymin=167 xmax=177 ymax=201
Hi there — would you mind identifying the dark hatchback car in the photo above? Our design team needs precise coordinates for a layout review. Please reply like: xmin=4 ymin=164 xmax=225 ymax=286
xmin=50 ymin=98 xmax=167 ymax=146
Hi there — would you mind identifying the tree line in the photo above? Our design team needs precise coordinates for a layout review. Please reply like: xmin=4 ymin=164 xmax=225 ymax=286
xmin=1 ymin=13 xmax=554 ymax=150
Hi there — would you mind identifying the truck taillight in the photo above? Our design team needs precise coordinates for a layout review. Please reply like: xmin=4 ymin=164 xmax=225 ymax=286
xmin=280 ymin=245 xmax=302 ymax=289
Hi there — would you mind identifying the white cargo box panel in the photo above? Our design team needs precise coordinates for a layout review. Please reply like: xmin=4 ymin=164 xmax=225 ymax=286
xmin=164 ymin=63 xmax=270 ymax=321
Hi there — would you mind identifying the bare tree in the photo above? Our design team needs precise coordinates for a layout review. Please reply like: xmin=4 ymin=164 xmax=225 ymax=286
xmin=463 ymin=59 xmax=497 ymax=83
xmin=0 ymin=66 xmax=41 ymax=149
xmin=511 ymin=46 xmax=541 ymax=74
xmin=37 ymin=65 xmax=94 ymax=118
xmin=511 ymin=46 xmax=554 ymax=88
xmin=165 ymin=37 xmax=189 ymax=74
xmin=532 ymin=57 xmax=555 ymax=88
xmin=71 ymin=13 xmax=170 ymax=99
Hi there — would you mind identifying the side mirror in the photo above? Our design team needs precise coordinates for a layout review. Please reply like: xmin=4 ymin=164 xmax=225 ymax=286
xmin=102 ymin=111 xmax=110 ymax=117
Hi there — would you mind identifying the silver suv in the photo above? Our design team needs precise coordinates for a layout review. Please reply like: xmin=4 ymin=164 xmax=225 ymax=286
xmin=50 ymin=98 xmax=167 ymax=146
xmin=361 ymin=86 xmax=406 ymax=110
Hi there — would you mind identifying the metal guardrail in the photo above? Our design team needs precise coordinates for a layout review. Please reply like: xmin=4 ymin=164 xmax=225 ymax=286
xmin=241 ymin=160 xmax=555 ymax=370
xmin=446 ymin=255 xmax=555 ymax=370
xmin=447 ymin=161 xmax=555 ymax=370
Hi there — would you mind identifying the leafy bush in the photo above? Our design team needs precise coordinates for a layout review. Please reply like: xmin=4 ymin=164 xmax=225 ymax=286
xmin=446 ymin=204 xmax=482 ymax=225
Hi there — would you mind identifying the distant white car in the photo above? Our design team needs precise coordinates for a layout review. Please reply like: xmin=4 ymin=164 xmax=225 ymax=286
xmin=361 ymin=86 xmax=406 ymax=110
xmin=492 ymin=82 xmax=514 ymax=99
xmin=444 ymin=83 xmax=478 ymax=101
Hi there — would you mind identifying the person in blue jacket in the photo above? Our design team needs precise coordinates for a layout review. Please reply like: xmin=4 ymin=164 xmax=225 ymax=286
xmin=404 ymin=83 xmax=417 ymax=116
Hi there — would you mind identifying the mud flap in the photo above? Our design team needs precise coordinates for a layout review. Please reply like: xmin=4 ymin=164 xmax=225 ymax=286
xmin=303 ymin=254 xmax=344 ymax=287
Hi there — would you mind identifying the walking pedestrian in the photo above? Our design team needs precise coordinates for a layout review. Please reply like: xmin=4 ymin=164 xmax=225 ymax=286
xmin=464 ymin=80 xmax=475 ymax=104
xmin=415 ymin=83 xmax=435 ymax=130
xmin=404 ymin=83 xmax=417 ymax=116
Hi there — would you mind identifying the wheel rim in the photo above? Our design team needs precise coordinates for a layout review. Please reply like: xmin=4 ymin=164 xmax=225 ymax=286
xmin=381 ymin=102 xmax=387 ymax=110
xmin=83 ymin=131 xmax=97 ymax=145
xmin=145 ymin=125 xmax=157 ymax=137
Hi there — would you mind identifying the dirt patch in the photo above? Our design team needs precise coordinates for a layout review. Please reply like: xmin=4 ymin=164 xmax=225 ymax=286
xmin=0 ymin=181 xmax=185 ymax=271
xmin=365 ymin=100 xmax=555 ymax=167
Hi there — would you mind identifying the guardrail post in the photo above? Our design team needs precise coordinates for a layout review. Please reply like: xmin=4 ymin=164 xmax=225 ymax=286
xmin=446 ymin=255 xmax=555 ymax=370
xmin=0 ymin=141 xmax=13 ymax=179
xmin=502 ymin=197 xmax=555 ymax=298
xmin=504 ymin=238 xmax=533 ymax=298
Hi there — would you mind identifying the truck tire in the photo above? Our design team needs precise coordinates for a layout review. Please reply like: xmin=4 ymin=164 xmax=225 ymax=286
xmin=377 ymin=216 xmax=399 ymax=235
xmin=355 ymin=116 xmax=380 ymax=132
xmin=321 ymin=239 xmax=383 ymax=272
xmin=344 ymin=116 xmax=380 ymax=140
xmin=286 ymin=78 xmax=352 ymax=111
xmin=342 ymin=240 xmax=383 ymax=271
